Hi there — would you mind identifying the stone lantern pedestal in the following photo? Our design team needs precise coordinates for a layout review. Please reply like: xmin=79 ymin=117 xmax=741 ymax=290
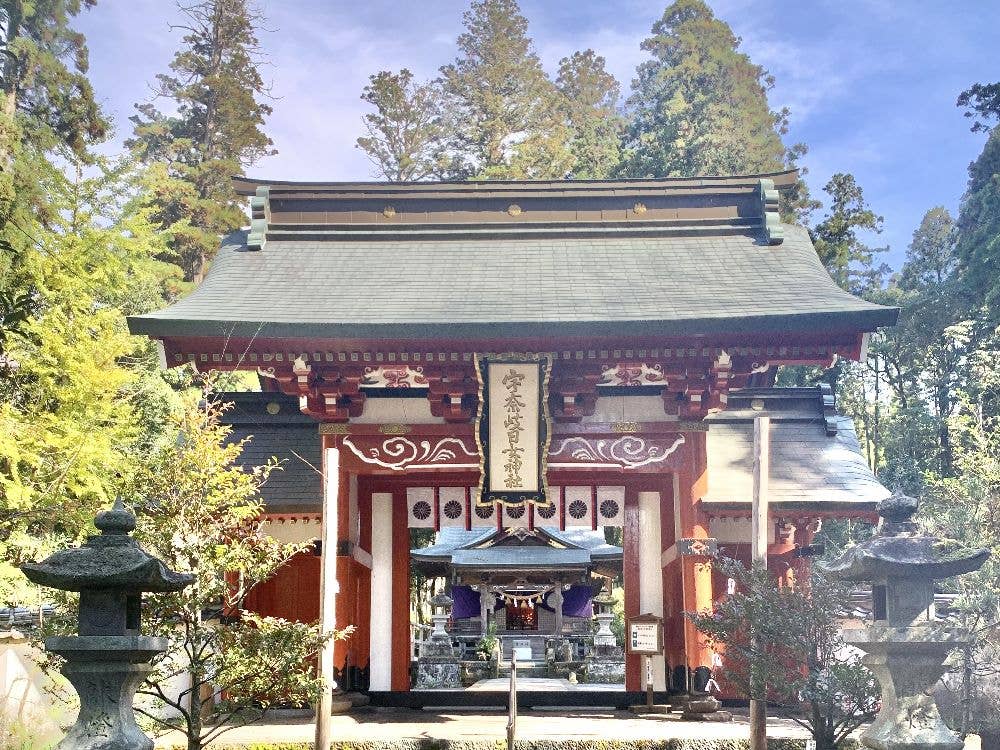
xmin=823 ymin=493 xmax=989 ymax=750
xmin=46 ymin=637 xmax=168 ymax=750
xmin=21 ymin=500 xmax=194 ymax=750
xmin=844 ymin=628 xmax=967 ymax=750
xmin=415 ymin=593 xmax=460 ymax=689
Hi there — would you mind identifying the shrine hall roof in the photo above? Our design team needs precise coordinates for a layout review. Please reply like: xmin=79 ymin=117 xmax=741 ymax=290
xmin=412 ymin=528 xmax=622 ymax=571
xmin=127 ymin=172 xmax=897 ymax=342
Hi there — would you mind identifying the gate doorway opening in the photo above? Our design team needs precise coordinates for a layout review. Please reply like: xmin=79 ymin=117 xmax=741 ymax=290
xmin=407 ymin=482 xmax=631 ymax=692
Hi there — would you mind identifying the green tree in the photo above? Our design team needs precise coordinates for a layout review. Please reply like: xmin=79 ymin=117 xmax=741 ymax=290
xmin=128 ymin=0 xmax=274 ymax=281
xmin=438 ymin=0 xmax=572 ymax=179
xmin=956 ymin=81 xmax=1000 ymax=134
xmin=0 ymin=157 xmax=179 ymax=603
xmin=955 ymin=81 xmax=1000 ymax=315
xmin=132 ymin=386 xmax=343 ymax=750
xmin=0 ymin=0 xmax=108 ymax=291
xmin=355 ymin=69 xmax=445 ymax=181
xmin=811 ymin=173 xmax=888 ymax=293
xmin=0 ymin=0 xmax=106 ymax=159
xmin=619 ymin=0 xmax=790 ymax=179
xmin=555 ymin=50 xmax=623 ymax=179
xmin=919 ymin=331 xmax=1000 ymax=740
xmin=689 ymin=557 xmax=879 ymax=750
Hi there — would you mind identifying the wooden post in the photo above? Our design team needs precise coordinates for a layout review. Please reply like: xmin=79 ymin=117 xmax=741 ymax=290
xmin=645 ymin=655 xmax=653 ymax=709
xmin=507 ymin=654 xmax=517 ymax=750
xmin=750 ymin=416 xmax=769 ymax=750
xmin=315 ymin=446 xmax=340 ymax=750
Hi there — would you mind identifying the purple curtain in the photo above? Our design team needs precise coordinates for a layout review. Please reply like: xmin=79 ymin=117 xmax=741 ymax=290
xmin=561 ymin=585 xmax=594 ymax=618
xmin=450 ymin=585 xmax=481 ymax=619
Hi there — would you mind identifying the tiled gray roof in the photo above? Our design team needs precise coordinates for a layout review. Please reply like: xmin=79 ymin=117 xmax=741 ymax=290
xmin=128 ymin=224 xmax=895 ymax=339
xmin=703 ymin=390 xmax=889 ymax=511
xmin=221 ymin=392 xmax=321 ymax=513
xmin=452 ymin=547 xmax=592 ymax=568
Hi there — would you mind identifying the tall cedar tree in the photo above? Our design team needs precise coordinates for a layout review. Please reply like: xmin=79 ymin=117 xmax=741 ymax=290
xmin=955 ymin=81 xmax=1000 ymax=315
xmin=129 ymin=0 xmax=274 ymax=281
xmin=810 ymin=173 xmax=888 ymax=294
xmin=555 ymin=50 xmax=623 ymax=179
xmin=438 ymin=0 xmax=572 ymax=180
xmin=620 ymin=0 xmax=789 ymax=178
xmin=355 ymin=69 xmax=445 ymax=181
xmin=0 ymin=0 xmax=107 ymax=297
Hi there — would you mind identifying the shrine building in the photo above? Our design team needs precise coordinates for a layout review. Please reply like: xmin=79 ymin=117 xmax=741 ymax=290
xmin=127 ymin=171 xmax=896 ymax=701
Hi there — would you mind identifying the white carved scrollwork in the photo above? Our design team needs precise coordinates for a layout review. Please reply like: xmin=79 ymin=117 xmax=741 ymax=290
xmin=548 ymin=435 xmax=685 ymax=469
xmin=343 ymin=436 xmax=478 ymax=470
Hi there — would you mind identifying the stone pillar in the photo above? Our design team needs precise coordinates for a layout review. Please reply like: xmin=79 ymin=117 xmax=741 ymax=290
xmin=480 ymin=586 xmax=496 ymax=636
xmin=552 ymin=586 xmax=564 ymax=635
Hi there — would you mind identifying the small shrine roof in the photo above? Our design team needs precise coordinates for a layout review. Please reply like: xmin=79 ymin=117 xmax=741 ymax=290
xmin=128 ymin=173 xmax=896 ymax=343
xmin=702 ymin=387 xmax=889 ymax=512
xmin=412 ymin=527 xmax=622 ymax=571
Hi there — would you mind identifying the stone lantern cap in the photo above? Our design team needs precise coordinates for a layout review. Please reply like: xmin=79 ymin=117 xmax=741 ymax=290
xmin=430 ymin=593 xmax=453 ymax=610
xmin=21 ymin=498 xmax=194 ymax=594
xmin=822 ymin=492 xmax=989 ymax=582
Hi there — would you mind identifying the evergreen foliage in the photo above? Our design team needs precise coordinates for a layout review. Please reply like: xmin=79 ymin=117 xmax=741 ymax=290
xmin=355 ymin=69 xmax=445 ymax=181
xmin=810 ymin=173 xmax=888 ymax=294
xmin=0 ymin=157 xmax=180 ymax=603
xmin=955 ymin=127 xmax=1000 ymax=312
xmin=0 ymin=0 xmax=106 ymax=160
xmin=619 ymin=0 xmax=789 ymax=178
xmin=128 ymin=0 xmax=274 ymax=281
xmin=689 ymin=557 xmax=879 ymax=750
xmin=437 ymin=0 xmax=572 ymax=179
xmin=555 ymin=50 xmax=623 ymax=179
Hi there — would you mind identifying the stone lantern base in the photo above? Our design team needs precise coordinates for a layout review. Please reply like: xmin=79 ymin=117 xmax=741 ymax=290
xmin=845 ymin=627 xmax=965 ymax=750
xmin=46 ymin=635 xmax=168 ymax=750
xmin=415 ymin=635 xmax=460 ymax=689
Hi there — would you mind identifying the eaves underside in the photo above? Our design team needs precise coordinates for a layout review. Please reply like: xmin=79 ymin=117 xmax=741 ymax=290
xmin=128 ymin=308 xmax=897 ymax=341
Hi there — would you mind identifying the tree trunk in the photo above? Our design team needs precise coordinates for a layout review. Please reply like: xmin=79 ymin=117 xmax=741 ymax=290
xmin=188 ymin=664 xmax=203 ymax=750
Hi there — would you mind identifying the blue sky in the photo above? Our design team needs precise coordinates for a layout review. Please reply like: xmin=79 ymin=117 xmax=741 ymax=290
xmin=78 ymin=0 xmax=998 ymax=271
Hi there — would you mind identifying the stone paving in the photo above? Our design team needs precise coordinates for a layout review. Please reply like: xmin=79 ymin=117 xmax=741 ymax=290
xmin=466 ymin=677 xmax=623 ymax=691
xmin=154 ymin=706 xmax=812 ymax=748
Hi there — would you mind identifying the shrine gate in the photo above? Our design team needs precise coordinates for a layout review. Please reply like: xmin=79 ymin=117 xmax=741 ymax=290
xmin=128 ymin=172 xmax=896 ymax=701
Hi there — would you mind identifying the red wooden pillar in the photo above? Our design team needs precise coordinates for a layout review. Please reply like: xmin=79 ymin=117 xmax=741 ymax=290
xmin=677 ymin=431 xmax=714 ymax=673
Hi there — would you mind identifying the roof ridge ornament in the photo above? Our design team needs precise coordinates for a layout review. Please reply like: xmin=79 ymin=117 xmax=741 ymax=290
xmin=757 ymin=178 xmax=783 ymax=245
xmin=247 ymin=184 xmax=270 ymax=251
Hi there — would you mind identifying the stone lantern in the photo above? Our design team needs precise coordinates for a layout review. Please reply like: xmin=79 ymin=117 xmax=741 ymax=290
xmin=592 ymin=591 xmax=617 ymax=649
xmin=415 ymin=593 xmax=460 ymax=689
xmin=823 ymin=493 xmax=989 ymax=750
xmin=586 ymin=590 xmax=624 ymax=684
xmin=21 ymin=499 xmax=193 ymax=750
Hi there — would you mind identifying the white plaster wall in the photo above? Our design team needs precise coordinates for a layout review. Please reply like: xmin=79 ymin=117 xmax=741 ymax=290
xmin=638 ymin=491 xmax=666 ymax=690
xmin=261 ymin=518 xmax=321 ymax=545
xmin=584 ymin=396 xmax=672 ymax=424
xmin=353 ymin=398 xmax=445 ymax=424
xmin=369 ymin=492 xmax=394 ymax=691
xmin=709 ymin=516 xmax=776 ymax=544
xmin=0 ymin=637 xmax=64 ymax=744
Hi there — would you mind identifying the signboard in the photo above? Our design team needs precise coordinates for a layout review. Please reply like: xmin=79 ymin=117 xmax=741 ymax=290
xmin=626 ymin=613 xmax=663 ymax=656
xmin=475 ymin=355 xmax=552 ymax=507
